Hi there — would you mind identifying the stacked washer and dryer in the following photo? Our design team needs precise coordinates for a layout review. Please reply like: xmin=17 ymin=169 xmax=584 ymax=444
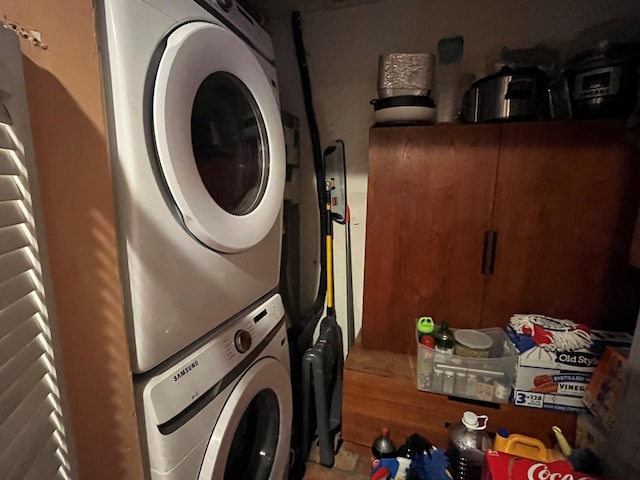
xmin=97 ymin=0 xmax=292 ymax=478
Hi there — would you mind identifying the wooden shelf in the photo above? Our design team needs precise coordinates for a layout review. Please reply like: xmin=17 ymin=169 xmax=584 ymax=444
xmin=342 ymin=334 xmax=578 ymax=450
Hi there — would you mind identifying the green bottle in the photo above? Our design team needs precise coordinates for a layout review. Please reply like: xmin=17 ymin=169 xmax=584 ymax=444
xmin=435 ymin=321 xmax=455 ymax=354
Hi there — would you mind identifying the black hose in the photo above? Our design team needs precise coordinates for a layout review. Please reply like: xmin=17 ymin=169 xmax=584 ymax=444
xmin=290 ymin=10 xmax=327 ymax=350
xmin=287 ymin=15 xmax=330 ymax=478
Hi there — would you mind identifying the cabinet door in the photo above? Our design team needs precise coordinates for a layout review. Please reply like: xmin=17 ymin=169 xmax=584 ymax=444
xmin=361 ymin=125 xmax=501 ymax=354
xmin=482 ymin=120 xmax=640 ymax=330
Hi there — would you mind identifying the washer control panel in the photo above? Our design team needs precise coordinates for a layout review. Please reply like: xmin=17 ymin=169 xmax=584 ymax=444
xmin=147 ymin=294 xmax=285 ymax=425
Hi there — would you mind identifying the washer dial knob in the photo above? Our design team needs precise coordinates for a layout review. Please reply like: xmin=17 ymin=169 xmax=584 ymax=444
xmin=234 ymin=330 xmax=252 ymax=353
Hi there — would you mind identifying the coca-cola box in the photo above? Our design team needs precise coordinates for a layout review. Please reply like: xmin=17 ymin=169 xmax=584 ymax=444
xmin=483 ymin=450 xmax=604 ymax=480
xmin=506 ymin=315 xmax=632 ymax=412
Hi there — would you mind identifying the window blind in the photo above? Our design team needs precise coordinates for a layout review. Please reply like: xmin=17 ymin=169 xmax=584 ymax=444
xmin=0 ymin=27 xmax=73 ymax=480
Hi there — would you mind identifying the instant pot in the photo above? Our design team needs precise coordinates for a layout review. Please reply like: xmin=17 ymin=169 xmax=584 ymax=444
xmin=564 ymin=42 xmax=640 ymax=119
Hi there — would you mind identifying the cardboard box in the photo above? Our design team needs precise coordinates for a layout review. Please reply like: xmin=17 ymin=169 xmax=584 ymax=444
xmin=506 ymin=315 xmax=632 ymax=412
xmin=512 ymin=390 xmax=587 ymax=412
xmin=513 ymin=367 xmax=593 ymax=412
xmin=482 ymin=450 xmax=604 ymax=480
xmin=583 ymin=346 xmax=630 ymax=429
xmin=514 ymin=368 xmax=592 ymax=397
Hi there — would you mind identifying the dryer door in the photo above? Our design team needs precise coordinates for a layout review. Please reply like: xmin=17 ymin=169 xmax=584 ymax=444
xmin=153 ymin=21 xmax=285 ymax=253
xmin=198 ymin=358 xmax=292 ymax=480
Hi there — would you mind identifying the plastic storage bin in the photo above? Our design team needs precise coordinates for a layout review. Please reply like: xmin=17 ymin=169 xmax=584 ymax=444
xmin=416 ymin=327 xmax=518 ymax=403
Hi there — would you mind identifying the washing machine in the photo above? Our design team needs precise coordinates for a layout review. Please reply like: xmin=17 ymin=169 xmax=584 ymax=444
xmin=136 ymin=293 xmax=292 ymax=479
xmin=97 ymin=0 xmax=286 ymax=373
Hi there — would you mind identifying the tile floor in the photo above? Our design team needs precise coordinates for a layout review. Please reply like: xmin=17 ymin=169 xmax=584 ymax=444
xmin=303 ymin=441 xmax=372 ymax=480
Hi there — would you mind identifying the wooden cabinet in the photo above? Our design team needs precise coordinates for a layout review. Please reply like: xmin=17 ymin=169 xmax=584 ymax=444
xmin=362 ymin=124 xmax=500 ymax=337
xmin=483 ymin=121 xmax=640 ymax=329
xmin=361 ymin=120 xmax=640 ymax=354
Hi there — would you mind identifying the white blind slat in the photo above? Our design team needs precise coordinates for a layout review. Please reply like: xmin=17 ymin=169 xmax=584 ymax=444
xmin=55 ymin=468 xmax=69 ymax=480
xmin=0 ymin=380 xmax=52 ymax=454
xmin=0 ymin=124 xmax=16 ymax=151
xmin=0 ymin=23 xmax=73 ymax=479
xmin=23 ymin=439 xmax=65 ymax=480
xmin=0 ymin=271 xmax=35 ymax=312
xmin=0 ymin=315 xmax=41 ymax=370
xmin=0 ymin=200 xmax=25 ymax=227
xmin=0 ymin=293 xmax=38 ymax=339
xmin=0 ymin=349 xmax=48 ymax=426
xmin=5 ymin=412 xmax=56 ymax=480
xmin=0 ymin=398 xmax=62 ymax=480
xmin=0 ymin=335 xmax=44 ymax=393
xmin=0 ymin=176 xmax=21 ymax=202
xmin=0 ymin=247 xmax=32 ymax=284
xmin=0 ymin=223 xmax=28 ymax=257
xmin=0 ymin=149 xmax=20 ymax=175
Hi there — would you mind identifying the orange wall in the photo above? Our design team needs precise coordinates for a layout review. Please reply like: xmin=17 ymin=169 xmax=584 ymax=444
xmin=1 ymin=2 xmax=144 ymax=479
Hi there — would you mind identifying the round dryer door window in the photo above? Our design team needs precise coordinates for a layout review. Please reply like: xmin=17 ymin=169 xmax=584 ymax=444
xmin=198 ymin=358 xmax=292 ymax=480
xmin=191 ymin=72 xmax=268 ymax=216
xmin=153 ymin=22 xmax=285 ymax=253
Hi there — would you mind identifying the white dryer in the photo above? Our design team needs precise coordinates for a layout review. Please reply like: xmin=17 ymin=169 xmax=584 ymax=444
xmin=136 ymin=293 xmax=292 ymax=480
xmin=97 ymin=0 xmax=286 ymax=372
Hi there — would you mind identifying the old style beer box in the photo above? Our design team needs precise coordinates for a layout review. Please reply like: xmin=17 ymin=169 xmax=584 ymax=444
xmin=506 ymin=314 xmax=632 ymax=412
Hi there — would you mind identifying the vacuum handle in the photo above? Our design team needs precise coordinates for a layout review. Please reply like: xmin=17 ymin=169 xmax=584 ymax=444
xmin=325 ymin=181 xmax=335 ymax=315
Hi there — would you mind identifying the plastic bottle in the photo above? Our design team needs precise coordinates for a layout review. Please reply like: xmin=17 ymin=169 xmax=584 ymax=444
xmin=434 ymin=321 xmax=455 ymax=354
xmin=435 ymin=35 xmax=464 ymax=123
xmin=371 ymin=427 xmax=397 ymax=460
xmin=466 ymin=373 xmax=478 ymax=398
xmin=446 ymin=411 xmax=492 ymax=480
xmin=417 ymin=316 xmax=436 ymax=345
xmin=432 ymin=367 xmax=444 ymax=392
xmin=397 ymin=433 xmax=433 ymax=460
xmin=493 ymin=428 xmax=510 ymax=452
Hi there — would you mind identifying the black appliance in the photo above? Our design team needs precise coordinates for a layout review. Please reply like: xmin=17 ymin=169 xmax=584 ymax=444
xmin=564 ymin=42 xmax=640 ymax=119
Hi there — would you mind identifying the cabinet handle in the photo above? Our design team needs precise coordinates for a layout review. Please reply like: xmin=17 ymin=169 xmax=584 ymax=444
xmin=489 ymin=231 xmax=498 ymax=275
xmin=481 ymin=231 xmax=489 ymax=274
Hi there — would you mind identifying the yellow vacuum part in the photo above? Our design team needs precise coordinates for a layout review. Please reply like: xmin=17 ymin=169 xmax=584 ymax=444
xmin=326 ymin=233 xmax=334 ymax=309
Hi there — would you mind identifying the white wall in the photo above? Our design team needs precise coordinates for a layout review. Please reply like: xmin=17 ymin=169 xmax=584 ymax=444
xmin=264 ymin=0 xmax=640 ymax=352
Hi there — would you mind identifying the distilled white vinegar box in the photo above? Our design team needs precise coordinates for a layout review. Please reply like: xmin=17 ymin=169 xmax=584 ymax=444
xmin=506 ymin=314 xmax=632 ymax=411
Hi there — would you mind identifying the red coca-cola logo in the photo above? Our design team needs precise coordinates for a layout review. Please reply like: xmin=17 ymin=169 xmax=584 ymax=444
xmin=527 ymin=463 xmax=593 ymax=480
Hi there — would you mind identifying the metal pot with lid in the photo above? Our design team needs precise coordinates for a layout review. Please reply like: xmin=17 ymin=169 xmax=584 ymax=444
xmin=370 ymin=94 xmax=436 ymax=124
xmin=462 ymin=66 xmax=550 ymax=123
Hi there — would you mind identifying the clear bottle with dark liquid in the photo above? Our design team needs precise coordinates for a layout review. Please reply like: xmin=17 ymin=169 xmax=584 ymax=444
xmin=446 ymin=411 xmax=492 ymax=480
xmin=371 ymin=427 xmax=396 ymax=460
xmin=434 ymin=320 xmax=455 ymax=354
